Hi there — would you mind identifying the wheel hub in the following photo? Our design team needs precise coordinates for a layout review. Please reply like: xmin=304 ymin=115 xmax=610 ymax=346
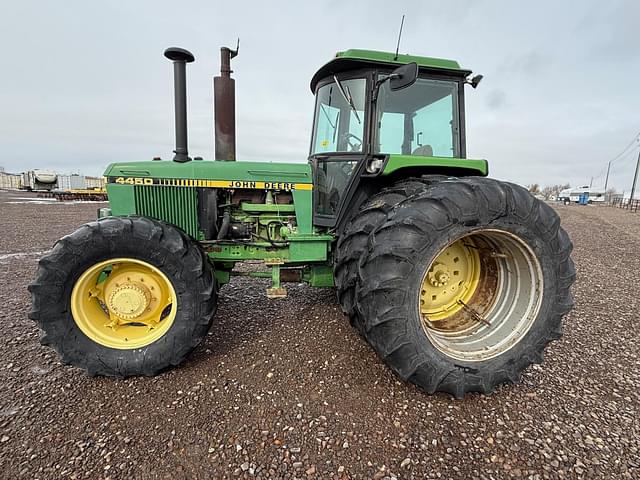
xmin=420 ymin=239 xmax=481 ymax=321
xmin=108 ymin=283 xmax=151 ymax=319
xmin=427 ymin=263 xmax=451 ymax=287
xmin=70 ymin=258 xmax=177 ymax=349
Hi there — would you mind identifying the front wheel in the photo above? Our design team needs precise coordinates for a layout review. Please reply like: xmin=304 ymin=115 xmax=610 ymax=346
xmin=29 ymin=216 xmax=217 ymax=377
xmin=355 ymin=177 xmax=575 ymax=398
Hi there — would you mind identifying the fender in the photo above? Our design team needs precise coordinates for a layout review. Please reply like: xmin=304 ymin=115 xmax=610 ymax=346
xmin=324 ymin=154 xmax=489 ymax=234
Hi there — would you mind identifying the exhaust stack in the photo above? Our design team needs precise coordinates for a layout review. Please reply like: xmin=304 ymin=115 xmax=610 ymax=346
xmin=164 ymin=47 xmax=195 ymax=163
xmin=214 ymin=44 xmax=239 ymax=161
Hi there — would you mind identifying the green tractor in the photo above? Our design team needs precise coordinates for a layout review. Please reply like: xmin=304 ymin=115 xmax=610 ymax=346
xmin=29 ymin=45 xmax=575 ymax=398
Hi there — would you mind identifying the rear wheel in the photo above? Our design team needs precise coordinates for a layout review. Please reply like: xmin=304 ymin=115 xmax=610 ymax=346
xmin=29 ymin=216 xmax=217 ymax=377
xmin=334 ymin=176 xmax=445 ymax=333
xmin=355 ymin=177 xmax=575 ymax=397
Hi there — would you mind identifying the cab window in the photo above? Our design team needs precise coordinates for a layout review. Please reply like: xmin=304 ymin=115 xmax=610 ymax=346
xmin=311 ymin=78 xmax=366 ymax=155
xmin=375 ymin=77 xmax=460 ymax=157
xmin=315 ymin=158 xmax=358 ymax=216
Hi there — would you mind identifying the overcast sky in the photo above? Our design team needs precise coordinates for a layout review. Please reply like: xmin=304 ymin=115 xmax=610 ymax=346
xmin=1 ymin=1 xmax=639 ymax=192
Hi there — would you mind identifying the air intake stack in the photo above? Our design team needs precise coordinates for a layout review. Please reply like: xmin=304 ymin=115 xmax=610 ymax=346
xmin=164 ymin=47 xmax=195 ymax=163
xmin=214 ymin=43 xmax=239 ymax=161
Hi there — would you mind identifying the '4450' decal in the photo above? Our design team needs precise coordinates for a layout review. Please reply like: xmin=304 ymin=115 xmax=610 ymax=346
xmin=113 ymin=177 xmax=154 ymax=185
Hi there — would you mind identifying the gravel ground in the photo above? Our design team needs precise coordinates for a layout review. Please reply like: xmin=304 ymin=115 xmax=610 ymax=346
xmin=0 ymin=189 xmax=638 ymax=480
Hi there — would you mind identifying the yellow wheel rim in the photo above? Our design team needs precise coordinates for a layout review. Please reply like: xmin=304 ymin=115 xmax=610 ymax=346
xmin=418 ymin=230 xmax=544 ymax=362
xmin=420 ymin=239 xmax=481 ymax=321
xmin=71 ymin=258 xmax=177 ymax=349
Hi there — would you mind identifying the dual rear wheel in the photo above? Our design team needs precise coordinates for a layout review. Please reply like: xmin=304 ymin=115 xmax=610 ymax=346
xmin=335 ymin=176 xmax=574 ymax=397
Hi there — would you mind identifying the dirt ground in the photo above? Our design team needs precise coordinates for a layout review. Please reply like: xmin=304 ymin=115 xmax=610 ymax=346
xmin=0 ymin=189 xmax=638 ymax=480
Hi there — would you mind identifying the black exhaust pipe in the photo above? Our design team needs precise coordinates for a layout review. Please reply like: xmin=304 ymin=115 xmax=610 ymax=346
xmin=164 ymin=47 xmax=195 ymax=163
xmin=214 ymin=43 xmax=238 ymax=161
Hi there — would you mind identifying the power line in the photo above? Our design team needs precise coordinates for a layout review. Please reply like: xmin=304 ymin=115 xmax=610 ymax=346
xmin=592 ymin=130 xmax=640 ymax=190
xmin=602 ymin=145 xmax=639 ymax=188
xmin=608 ymin=131 xmax=640 ymax=165
xmin=594 ymin=146 xmax=637 ymax=185
xmin=610 ymin=145 xmax=640 ymax=172
xmin=592 ymin=163 xmax=609 ymax=183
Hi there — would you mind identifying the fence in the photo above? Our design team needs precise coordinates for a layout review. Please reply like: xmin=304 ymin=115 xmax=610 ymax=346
xmin=610 ymin=196 xmax=640 ymax=212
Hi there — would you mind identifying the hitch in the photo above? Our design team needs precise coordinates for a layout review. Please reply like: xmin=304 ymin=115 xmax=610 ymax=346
xmin=266 ymin=264 xmax=287 ymax=299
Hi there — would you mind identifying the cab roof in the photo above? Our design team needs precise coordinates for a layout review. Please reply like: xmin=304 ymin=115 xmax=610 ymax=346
xmin=310 ymin=49 xmax=472 ymax=92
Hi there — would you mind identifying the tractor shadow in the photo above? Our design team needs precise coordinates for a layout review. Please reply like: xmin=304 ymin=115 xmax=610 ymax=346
xmin=186 ymin=266 xmax=343 ymax=368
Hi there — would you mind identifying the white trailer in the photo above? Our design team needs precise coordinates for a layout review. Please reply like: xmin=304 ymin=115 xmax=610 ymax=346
xmin=558 ymin=186 xmax=606 ymax=204
xmin=19 ymin=170 xmax=58 ymax=191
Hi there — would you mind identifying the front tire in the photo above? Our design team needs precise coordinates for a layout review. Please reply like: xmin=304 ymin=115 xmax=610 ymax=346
xmin=355 ymin=177 xmax=575 ymax=398
xmin=29 ymin=216 xmax=217 ymax=377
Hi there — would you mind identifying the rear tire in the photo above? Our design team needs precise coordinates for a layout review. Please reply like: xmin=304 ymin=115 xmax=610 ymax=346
xmin=334 ymin=176 xmax=445 ymax=333
xmin=29 ymin=216 xmax=217 ymax=377
xmin=354 ymin=177 xmax=575 ymax=398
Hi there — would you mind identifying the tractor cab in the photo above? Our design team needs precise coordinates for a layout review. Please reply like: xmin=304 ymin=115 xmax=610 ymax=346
xmin=309 ymin=49 xmax=480 ymax=227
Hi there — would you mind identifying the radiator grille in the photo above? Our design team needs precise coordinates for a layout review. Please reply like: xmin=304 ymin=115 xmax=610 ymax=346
xmin=134 ymin=186 xmax=199 ymax=238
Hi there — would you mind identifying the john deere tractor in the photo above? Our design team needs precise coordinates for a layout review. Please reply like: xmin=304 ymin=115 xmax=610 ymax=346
xmin=29 ymin=45 xmax=575 ymax=397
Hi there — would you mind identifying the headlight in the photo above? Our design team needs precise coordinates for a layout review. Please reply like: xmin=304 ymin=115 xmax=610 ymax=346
xmin=366 ymin=158 xmax=385 ymax=174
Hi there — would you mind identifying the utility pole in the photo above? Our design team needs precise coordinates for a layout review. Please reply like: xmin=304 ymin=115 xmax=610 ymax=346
xmin=604 ymin=160 xmax=612 ymax=202
xmin=630 ymin=149 xmax=640 ymax=206
xmin=604 ymin=160 xmax=612 ymax=192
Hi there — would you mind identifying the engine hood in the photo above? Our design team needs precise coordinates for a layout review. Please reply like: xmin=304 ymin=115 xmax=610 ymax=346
xmin=104 ymin=160 xmax=313 ymax=189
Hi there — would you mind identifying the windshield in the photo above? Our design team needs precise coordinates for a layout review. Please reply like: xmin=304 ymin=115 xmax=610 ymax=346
xmin=375 ymin=77 xmax=460 ymax=157
xmin=311 ymin=78 xmax=366 ymax=155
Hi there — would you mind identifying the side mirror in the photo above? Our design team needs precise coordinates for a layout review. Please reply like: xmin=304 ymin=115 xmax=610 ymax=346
xmin=389 ymin=62 xmax=418 ymax=91
xmin=467 ymin=74 xmax=483 ymax=89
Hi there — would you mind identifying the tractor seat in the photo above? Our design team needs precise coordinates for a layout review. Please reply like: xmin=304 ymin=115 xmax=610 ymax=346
xmin=412 ymin=145 xmax=433 ymax=156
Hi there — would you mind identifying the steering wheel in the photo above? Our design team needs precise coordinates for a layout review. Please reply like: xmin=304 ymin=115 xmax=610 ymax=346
xmin=342 ymin=132 xmax=363 ymax=152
